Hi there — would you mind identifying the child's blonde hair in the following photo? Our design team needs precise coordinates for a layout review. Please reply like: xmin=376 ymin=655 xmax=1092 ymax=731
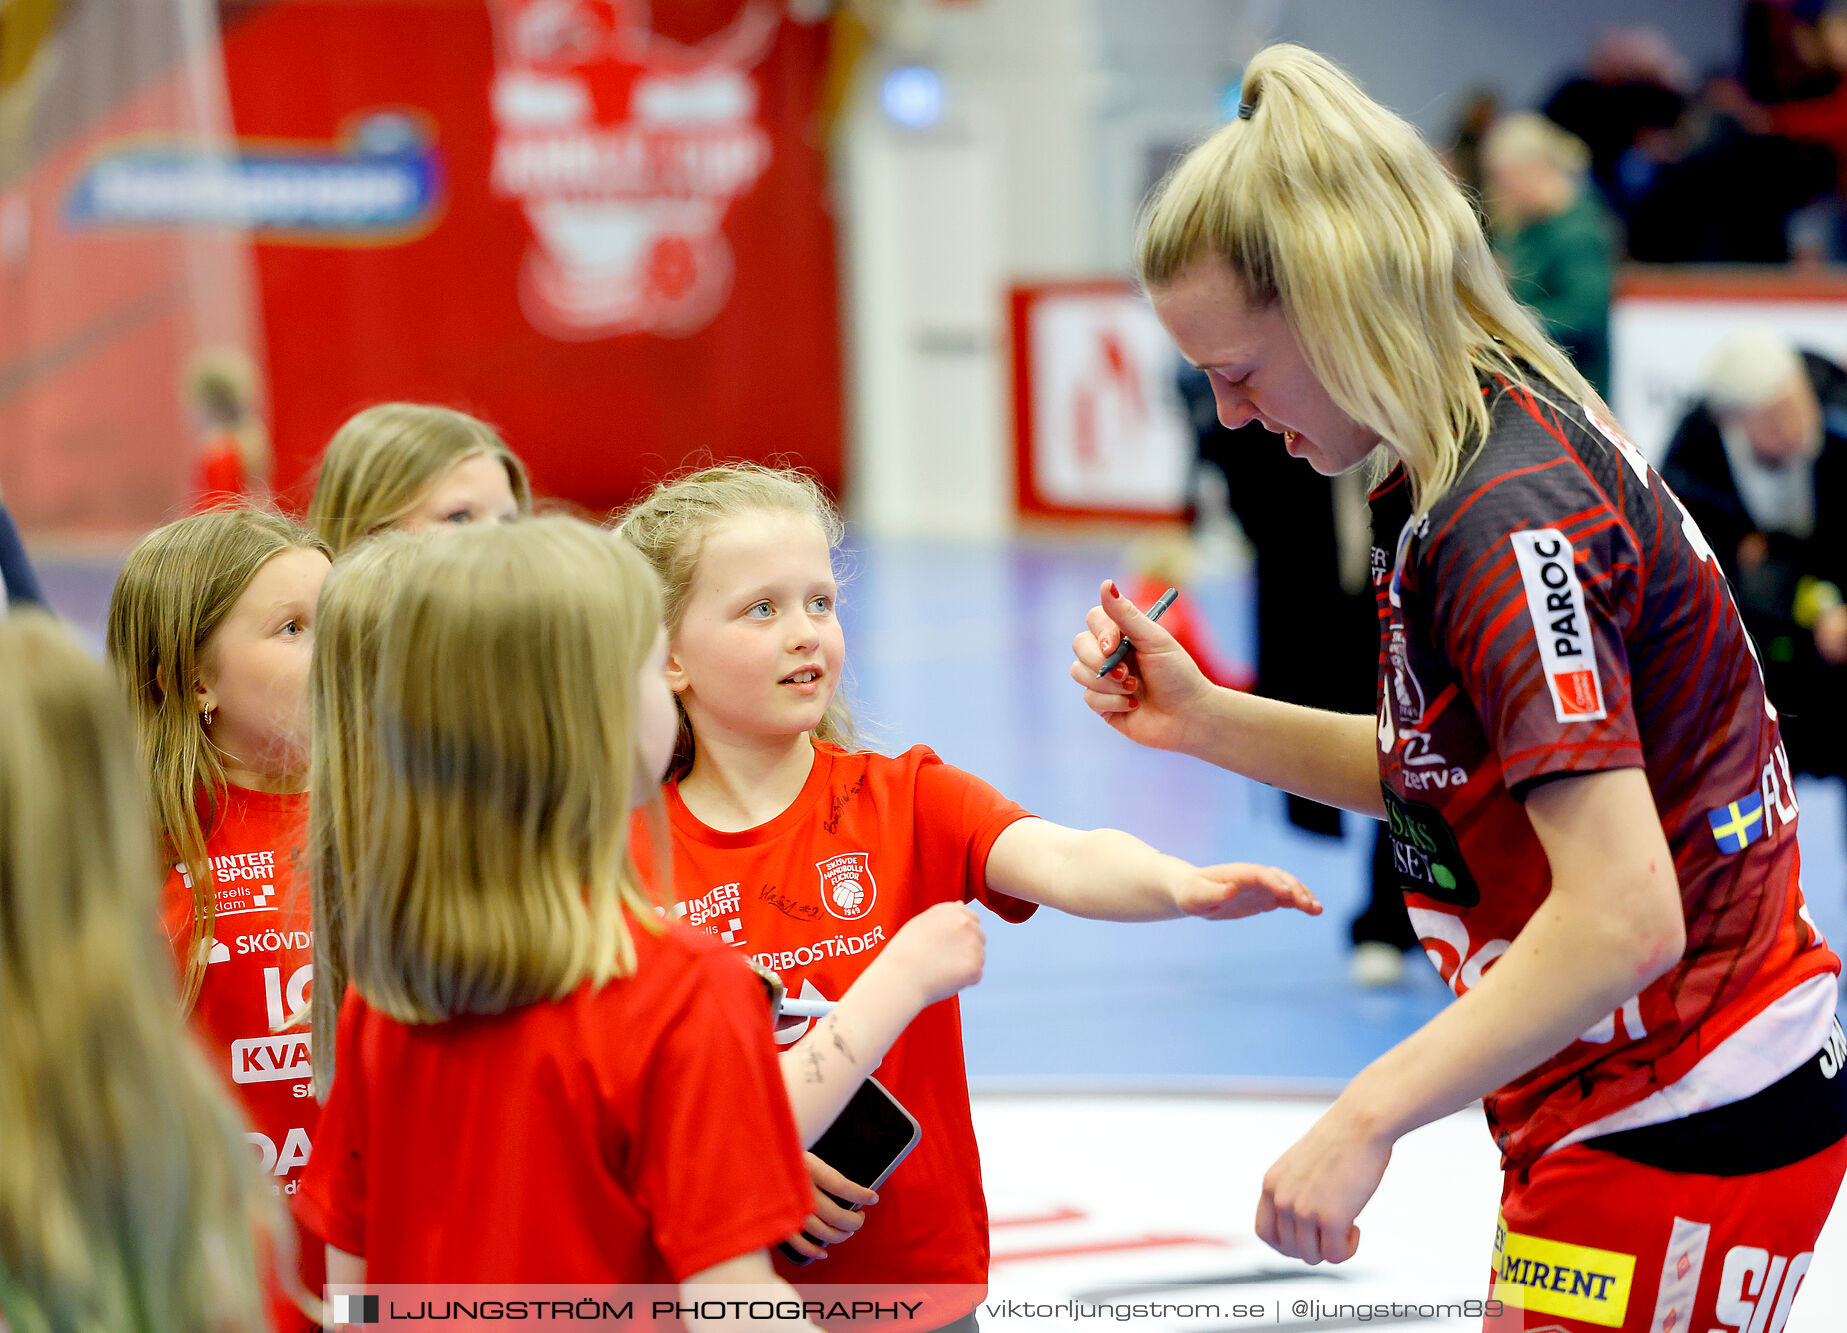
xmin=306 ymin=403 xmax=532 ymax=555
xmin=616 ymin=463 xmax=861 ymax=777
xmin=1480 ymin=111 xmax=1592 ymax=178
xmin=305 ymin=533 xmax=416 ymax=1097
xmin=0 ymin=613 xmax=280 ymax=1332
xmin=348 ymin=517 xmax=664 ymax=1022
xmin=106 ymin=507 xmax=330 ymax=1012
xmin=1136 ymin=43 xmax=1606 ymax=514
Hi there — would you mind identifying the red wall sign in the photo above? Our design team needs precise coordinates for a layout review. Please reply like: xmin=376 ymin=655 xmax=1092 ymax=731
xmin=1010 ymin=280 xmax=1192 ymax=521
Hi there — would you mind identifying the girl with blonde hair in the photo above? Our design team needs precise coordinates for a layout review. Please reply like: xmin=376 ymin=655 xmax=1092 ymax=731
xmin=306 ymin=402 xmax=530 ymax=555
xmin=1074 ymin=42 xmax=1845 ymax=1324
xmin=618 ymin=463 xmax=1317 ymax=1330
xmin=106 ymin=507 xmax=331 ymax=1330
xmin=301 ymin=532 xmax=416 ymax=1099
xmin=304 ymin=524 xmax=993 ymax=1129
xmin=0 ymin=612 xmax=279 ymax=1333
xmin=292 ymin=519 xmax=820 ymax=1319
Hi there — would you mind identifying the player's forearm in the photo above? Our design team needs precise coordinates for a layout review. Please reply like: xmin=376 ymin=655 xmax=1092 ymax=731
xmin=778 ymin=954 xmax=926 ymax=1145
xmin=1181 ymin=688 xmax=1385 ymax=817
xmin=1339 ymin=880 xmax=1682 ymax=1142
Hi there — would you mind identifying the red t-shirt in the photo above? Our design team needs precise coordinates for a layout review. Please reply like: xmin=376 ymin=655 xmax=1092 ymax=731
xmin=1369 ymin=382 xmax=1839 ymax=1171
xmin=652 ymin=744 xmax=1036 ymax=1316
xmin=160 ymin=785 xmax=321 ymax=1331
xmin=292 ymin=916 xmax=812 ymax=1282
xmin=191 ymin=434 xmax=252 ymax=511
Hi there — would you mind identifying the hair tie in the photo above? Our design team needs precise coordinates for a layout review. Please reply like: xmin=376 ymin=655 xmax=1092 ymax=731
xmin=1237 ymin=99 xmax=1257 ymax=121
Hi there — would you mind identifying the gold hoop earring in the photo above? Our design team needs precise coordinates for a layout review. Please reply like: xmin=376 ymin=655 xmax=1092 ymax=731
xmin=200 ymin=707 xmax=214 ymax=728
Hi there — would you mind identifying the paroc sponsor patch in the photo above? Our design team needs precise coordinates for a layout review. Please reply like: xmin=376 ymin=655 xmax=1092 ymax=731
xmin=1509 ymin=528 xmax=1607 ymax=724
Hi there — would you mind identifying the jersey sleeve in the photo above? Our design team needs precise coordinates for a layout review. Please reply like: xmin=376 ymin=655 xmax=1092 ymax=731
xmin=1420 ymin=444 xmax=1647 ymax=796
xmin=912 ymin=751 xmax=1038 ymax=923
xmin=631 ymin=949 xmax=812 ymax=1281
xmin=291 ymin=990 xmax=370 ymax=1257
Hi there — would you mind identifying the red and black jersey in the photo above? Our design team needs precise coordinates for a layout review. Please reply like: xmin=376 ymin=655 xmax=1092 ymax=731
xmin=1369 ymin=375 xmax=1839 ymax=1171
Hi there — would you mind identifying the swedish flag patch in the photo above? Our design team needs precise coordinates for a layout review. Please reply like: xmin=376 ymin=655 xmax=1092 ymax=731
xmin=1707 ymin=793 xmax=1766 ymax=855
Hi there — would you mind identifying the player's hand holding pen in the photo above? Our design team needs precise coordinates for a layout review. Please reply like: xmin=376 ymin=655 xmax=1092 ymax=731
xmin=1069 ymin=579 xmax=1217 ymax=754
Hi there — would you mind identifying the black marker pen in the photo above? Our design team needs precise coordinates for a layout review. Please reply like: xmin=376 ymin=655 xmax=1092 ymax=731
xmin=1096 ymin=586 xmax=1178 ymax=677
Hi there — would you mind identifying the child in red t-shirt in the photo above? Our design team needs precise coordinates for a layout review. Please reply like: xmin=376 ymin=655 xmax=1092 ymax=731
xmin=292 ymin=518 xmax=821 ymax=1321
xmin=107 ymin=507 xmax=333 ymax=1332
xmin=185 ymin=347 xmax=270 ymax=513
xmin=617 ymin=465 xmax=1322 ymax=1329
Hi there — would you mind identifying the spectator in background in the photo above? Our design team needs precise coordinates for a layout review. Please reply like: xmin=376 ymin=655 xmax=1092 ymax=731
xmin=1443 ymin=87 xmax=1502 ymax=231
xmin=1541 ymin=26 xmax=1689 ymax=214
xmin=1627 ymin=73 xmax=1835 ymax=263
xmin=185 ymin=348 xmax=270 ymax=512
xmin=0 ymin=483 xmax=46 ymax=612
xmin=1663 ymin=330 xmax=1847 ymax=785
xmin=1742 ymin=0 xmax=1839 ymax=104
xmin=1483 ymin=114 xmax=1618 ymax=396
xmin=1727 ymin=1 xmax=1847 ymax=260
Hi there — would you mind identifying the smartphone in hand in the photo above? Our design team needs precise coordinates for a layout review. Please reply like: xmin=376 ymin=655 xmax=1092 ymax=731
xmin=778 ymin=1076 xmax=921 ymax=1266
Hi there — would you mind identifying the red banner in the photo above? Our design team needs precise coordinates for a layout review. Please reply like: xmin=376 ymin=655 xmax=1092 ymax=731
xmin=1 ymin=1 xmax=843 ymax=535
xmin=224 ymin=0 xmax=843 ymax=513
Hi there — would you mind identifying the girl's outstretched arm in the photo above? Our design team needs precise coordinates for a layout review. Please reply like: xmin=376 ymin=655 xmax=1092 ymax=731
xmin=985 ymin=818 xmax=1321 ymax=922
xmin=323 ymin=1248 xmax=365 ymax=1328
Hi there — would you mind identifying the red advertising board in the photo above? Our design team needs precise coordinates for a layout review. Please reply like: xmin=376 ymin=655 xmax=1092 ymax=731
xmin=224 ymin=0 xmax=843 ymax=514
xmin=4 ymin=0 xmax=843 ymax=533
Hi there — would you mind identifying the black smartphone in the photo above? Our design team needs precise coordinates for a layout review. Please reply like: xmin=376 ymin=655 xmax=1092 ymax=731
xmin=777 ymin=1076 xmax=921 ymax=1266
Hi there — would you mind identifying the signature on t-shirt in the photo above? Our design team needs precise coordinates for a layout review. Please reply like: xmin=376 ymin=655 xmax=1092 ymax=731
xmin=822 ymin=776 xmax=868 ymax=835
xmin=759 ymin=883 xmax=821 ymax=922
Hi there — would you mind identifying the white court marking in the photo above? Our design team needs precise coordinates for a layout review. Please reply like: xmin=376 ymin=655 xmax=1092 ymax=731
xmin=971 ymin=1088 xmax=1847 ymax=1331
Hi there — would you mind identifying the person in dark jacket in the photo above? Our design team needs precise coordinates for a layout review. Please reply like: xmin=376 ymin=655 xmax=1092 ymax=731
xmin=1662 ymin=330 xmax=1847 ymax=780
xmin=0 ymin=493 xmax=47 ymax=612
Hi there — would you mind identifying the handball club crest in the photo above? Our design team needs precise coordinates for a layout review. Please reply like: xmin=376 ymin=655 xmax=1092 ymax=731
xmin=817 ymin=852 xmax=877 ymax=921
